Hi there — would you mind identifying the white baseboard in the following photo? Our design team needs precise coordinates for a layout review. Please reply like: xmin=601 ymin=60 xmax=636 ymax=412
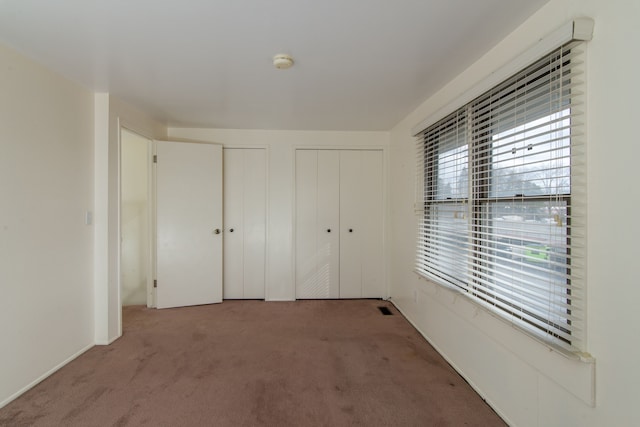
xmin=95 ymin=333 xmax=121 ymax=346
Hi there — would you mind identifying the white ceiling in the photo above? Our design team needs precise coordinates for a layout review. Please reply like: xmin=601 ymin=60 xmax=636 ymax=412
xmin=0 ymin=0 xmax=548 ymax=131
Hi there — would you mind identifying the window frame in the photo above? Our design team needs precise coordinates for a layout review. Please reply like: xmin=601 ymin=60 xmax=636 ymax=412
xmin=415 ymin=42 xmax=586 ymax=352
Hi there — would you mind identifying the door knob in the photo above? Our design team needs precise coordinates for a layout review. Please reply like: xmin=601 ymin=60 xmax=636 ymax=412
xmin=327 ymin=228 xmax=331 ymax=233
xmin=229 ymin=228 xmax=234 ymax=233
xmin=214 ymin=228 xmax=221 ymax=234
xmin=349 ymin=228 xmax=353 ymax=233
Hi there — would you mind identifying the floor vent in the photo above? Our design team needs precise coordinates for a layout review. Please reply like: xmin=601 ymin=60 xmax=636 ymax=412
xmin=378 ymin=306 xmax=393 ymax=315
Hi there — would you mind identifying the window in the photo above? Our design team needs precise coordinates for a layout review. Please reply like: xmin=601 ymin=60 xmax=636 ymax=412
xmin=415 ymin=43 xmax=586 ymax=352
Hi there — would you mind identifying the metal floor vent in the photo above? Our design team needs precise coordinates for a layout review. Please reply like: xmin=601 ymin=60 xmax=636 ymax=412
xmin=378 ymin=306 xmax=393 ymax=315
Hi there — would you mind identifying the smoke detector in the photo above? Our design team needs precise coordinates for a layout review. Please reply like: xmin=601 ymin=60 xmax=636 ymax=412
xmin=273 ymin=54 xmax=294 ymax=69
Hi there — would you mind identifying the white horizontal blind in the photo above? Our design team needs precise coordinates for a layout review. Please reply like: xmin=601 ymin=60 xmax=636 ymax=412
xmin=415 ymin=42 xmax=586 ymax=352
xmin=416 ymin=108 xmax=471 ymax=289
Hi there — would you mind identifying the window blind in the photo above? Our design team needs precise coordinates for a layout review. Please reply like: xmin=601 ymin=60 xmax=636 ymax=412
xmin=415 ymin=41 xmax=587 ymax=352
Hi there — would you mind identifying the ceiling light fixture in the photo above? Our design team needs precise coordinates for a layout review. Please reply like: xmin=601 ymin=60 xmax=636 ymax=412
xmin=273 ymin=54 xmax=294 ymax=70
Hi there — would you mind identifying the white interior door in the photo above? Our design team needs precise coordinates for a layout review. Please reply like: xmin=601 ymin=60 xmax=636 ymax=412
xmin=156 ymin=141 xmax=223 ymax=309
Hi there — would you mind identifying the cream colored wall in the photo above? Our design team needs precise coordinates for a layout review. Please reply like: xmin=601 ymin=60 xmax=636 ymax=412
xmin=120 ymin=130 xmax=150 ymax=306
xmin=167 ymin=128 xmax=390 ymax=301
xmin=388 ymin=0 xmax=640 ymax=425
xmin=0 ymin=43 xmax=95 ymax=407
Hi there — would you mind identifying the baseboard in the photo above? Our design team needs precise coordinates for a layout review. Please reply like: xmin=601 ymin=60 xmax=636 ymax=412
xmin=95 ymin=333 xmax=121 ymax=346
xmin=0 ymin=342 xmax=95 ymax=409
xmin=388 ymin=298 xmax=514 ymax=427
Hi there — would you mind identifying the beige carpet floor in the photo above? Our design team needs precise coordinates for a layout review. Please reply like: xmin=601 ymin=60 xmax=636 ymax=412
xmin=0 ymin=299 xmax=505 ymax=426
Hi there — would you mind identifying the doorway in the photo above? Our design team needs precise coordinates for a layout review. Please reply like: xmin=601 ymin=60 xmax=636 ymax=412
xmin=120 ymin=128 xmax=152 ymax=307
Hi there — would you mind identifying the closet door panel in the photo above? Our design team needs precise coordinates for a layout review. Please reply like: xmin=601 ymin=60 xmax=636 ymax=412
xmin=339 ymin=150 xmax=363 ymax=298
xmin=360 ymin=150 xmax=385 ymax=297
xmin=223 ymin=149 xmax=244 ymax=299
xmin=243 ymin=149 xmax=266 ymax=299
xmin=295 ymin=150 xmax=319 ymax=298
xmin=317 ymin=150 xmax=340 ymax=298
xmin=223 ymin=148 xmax=266 ymax=299
xmin=316 ymin=150 xmax=340 ymax=298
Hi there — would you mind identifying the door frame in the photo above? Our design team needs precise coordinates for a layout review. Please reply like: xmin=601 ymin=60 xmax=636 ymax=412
xmin=117 ymin=122 xmax=156 ymax=338
xmin=119 ymin=127 xmax=155 ymax=309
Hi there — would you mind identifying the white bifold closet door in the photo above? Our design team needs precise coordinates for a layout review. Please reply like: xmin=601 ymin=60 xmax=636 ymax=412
xmin=223 ymin=148 xmax=267 ymax=299
xmin=295 ymin=149 xmax=384 ymax=299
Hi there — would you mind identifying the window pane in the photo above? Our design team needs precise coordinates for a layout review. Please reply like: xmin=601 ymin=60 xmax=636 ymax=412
xmin=422 ymin=203 xmax=469 ymax=286
xmin=490 ymin=109 xmax=571 ymax=198
xmin=436 ymin=143 xmax=468 ymax=200
xmin=474 ymin=201 xmax=570 ymax=334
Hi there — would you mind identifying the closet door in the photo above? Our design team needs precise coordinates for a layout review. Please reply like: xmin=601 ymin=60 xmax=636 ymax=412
xmin=339 ymin=150 xmax=384 ymax=298
xmin=223 ymin=148 xmax=266 ymax=299
xmin=295 ymin=150 xmax=340 ymax=298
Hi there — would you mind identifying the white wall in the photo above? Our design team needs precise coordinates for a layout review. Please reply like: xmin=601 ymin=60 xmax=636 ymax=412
xmin=388 ymin=0 xmax=640 ymax=425
xmin=0 ymin=43 xmax=95 ymax=407
xmin=121 ymin=130 xmax=150 ymax=306
xmin=167 ymin=128 xmax=390 ymax=300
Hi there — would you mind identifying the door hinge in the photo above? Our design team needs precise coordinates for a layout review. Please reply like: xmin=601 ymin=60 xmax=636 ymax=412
xmin=153 ymin=155 xmax=157 ymax=163
xmin=153 ymin=279 xmax=157 ymax=288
